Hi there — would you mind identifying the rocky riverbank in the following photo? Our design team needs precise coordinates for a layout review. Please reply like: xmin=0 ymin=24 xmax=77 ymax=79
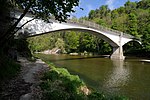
xmin=0 ymin=57 xmax=49 ymax=100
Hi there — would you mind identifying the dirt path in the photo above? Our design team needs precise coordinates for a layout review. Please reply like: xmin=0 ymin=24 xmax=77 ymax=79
xmin=0 ymin=57 xmax=49 ymax=100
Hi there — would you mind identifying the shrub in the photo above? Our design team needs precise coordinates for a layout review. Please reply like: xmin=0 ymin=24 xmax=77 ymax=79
xmin=40 ymin=65 xmax=86 ymax=100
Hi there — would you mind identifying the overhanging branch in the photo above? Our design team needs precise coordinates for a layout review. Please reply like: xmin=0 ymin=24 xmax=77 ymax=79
xmin=0 ymin=0 xmax=36 ymax=46
xmin=13 ymin=17 xmax=36 ymax=35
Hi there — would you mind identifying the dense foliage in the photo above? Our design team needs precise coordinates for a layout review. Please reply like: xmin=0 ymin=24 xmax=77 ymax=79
xmin=28 ymin=0 xmax=150 ymax=57
xmin=87 ymin=0 xmax=150 ymax=55
xmin=27 ymin=32 xmax=112 ymax=55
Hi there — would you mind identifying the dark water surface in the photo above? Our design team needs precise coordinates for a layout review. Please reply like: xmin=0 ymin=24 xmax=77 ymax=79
xmin=36 ymin=54 xmax=150 ymax=99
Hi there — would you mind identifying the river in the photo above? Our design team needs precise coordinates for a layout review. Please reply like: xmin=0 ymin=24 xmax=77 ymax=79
xmin=36 ymin=54 xmax=150 ymax=100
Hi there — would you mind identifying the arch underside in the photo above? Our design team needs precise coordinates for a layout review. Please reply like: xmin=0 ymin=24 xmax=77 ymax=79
xmin=28 ymin=28 xmax=119 ymax=47
xmin=122 ymin=39 xmax=141 ymax=47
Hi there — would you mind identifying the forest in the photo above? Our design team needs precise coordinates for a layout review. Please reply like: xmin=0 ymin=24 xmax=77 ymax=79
xmin=27 ymin=0 xmax=150 ymax=57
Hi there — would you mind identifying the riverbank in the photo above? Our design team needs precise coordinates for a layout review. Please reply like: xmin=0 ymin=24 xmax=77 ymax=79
xmin=0 ymin=57 xmax=49 ymax=100
xmin=0 ymin=56 xmax=128 ymax=100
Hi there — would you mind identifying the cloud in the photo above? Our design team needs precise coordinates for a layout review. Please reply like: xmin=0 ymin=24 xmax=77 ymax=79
xmin=105 ymin=0 xmax=115 ymax=10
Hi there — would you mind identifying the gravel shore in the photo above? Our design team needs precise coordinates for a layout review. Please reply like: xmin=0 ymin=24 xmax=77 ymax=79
xmin=0 ymin=57 xmax=49 ymax=100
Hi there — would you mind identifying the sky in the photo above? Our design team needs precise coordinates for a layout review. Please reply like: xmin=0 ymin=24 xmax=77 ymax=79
xmin=71 ymin=0 xmax=140 ymax=18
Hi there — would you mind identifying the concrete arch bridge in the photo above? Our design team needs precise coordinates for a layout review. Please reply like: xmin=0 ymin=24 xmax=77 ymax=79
xmin=15 ymin=12 xmax=139 ymax=60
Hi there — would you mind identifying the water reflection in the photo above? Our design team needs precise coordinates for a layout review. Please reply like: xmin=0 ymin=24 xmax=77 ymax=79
xmin=103 ymin=60 xmax=130 ymax=93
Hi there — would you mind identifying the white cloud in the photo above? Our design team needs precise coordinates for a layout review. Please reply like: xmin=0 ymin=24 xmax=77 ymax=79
xmin=105 ymin=0 xmax=115 ymax=10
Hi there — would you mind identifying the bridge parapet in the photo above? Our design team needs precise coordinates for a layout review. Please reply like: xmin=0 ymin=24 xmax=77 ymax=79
xmin=66 ymin=19 xmax=134 ymax=39
xmin=48 ymin=16 xmax=134 ymax=39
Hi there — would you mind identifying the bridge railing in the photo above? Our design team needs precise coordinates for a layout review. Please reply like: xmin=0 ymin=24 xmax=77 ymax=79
xmin=65 ymin=18 xmax=134 ymax=38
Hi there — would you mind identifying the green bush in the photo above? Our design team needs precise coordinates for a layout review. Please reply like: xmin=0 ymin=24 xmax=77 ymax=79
xmin=40 ymin=65 xmax=86 ymax=100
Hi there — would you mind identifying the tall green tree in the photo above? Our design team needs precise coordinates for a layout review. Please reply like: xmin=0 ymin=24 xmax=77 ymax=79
xmin=55 ymin=38 xmax=65 ymax=53
xmin=64 ymin=31 xmax=80 ymax=53
xmin=141 ymin=22 xmax=150 ymax=51
xmin=124 ymin=0 xmax=137 ymax=14
xmin=79 ymin=33 xmax=96 ymax=52
xmin=98 ymin=5 xmax=110 ymax=18
xmin=126 ymin=13 xmax=138 ymax=37
xmin=88 ymin=10 xmax=95 ymax=20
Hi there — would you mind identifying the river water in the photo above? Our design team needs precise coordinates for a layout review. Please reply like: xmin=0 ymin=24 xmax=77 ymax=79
xmin=36 ymin=54 xmax=150 ymax=99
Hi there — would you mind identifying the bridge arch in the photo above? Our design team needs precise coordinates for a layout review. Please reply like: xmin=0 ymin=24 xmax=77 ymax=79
xmin=122 ymin=39 xmax=141 ymax=47
xmin=123 ymin=40 xmax=142 ymax=54
xmin=29 ymin=27 xmax=119 ymax=48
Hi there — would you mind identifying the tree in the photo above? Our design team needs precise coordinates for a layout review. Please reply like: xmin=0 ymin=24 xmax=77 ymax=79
xmin=55 ymin=38 xmax=65 ymax=53
xmin=94 ymin=18 xmax=107 ymax=27
xmin=111 ymin=13 xmax=128 ymax=32
xmin=0 ymin=0 xmax=14 ymax=51
xmin=116 ymin=7 xmax=125 ymax=15
xmin=124 ymin=0 xmax=137 ymax=14
xmin=126 ymin=13 xmax=138 ymax=37
xmin=0 ymin=0 xmax=79 ymax=46
xmin=79 ymin=33 xmax=96 ymax=52
xmin=141 ymin=22 xmax=150 ymax=51
xmin=97 ymin=5 xmax=110 ymax=19
xmin=88 ymin=10 xmax=95 ymax=19
xmin=64 ymin=31 xmax=80 ymax=53
xmin=111 ymin=10 xmax=119 ymax=19
xmin=98 ymin=40 xmax=112 ymax=54
xmin=137 ymin=0 xmax=150 ymax=9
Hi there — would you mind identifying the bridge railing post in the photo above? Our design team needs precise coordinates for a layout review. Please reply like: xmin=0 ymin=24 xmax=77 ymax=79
xmin=94 ymin=23 xmax=95 ymax=27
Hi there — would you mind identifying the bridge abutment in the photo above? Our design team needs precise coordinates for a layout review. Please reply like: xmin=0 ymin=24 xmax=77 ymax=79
xmin=110 ymin=46 xmax=125 ymax=60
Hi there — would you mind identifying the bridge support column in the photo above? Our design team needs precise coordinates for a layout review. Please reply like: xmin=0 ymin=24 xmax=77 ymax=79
xmin=110 ymin=46 xmax=125 ymax=60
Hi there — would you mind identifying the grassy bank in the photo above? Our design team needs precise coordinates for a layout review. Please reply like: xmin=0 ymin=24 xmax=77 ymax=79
xmin=40 ymin=62 xmax=128 ymax=100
